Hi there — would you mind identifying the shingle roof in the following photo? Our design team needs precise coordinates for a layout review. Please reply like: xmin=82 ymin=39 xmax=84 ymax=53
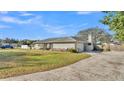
xmin=34 ymin=37 xmax=77 ymax=44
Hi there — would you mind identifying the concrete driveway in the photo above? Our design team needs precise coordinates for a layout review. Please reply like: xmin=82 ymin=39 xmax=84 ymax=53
xmin=2 ymin=51 xmax=124 ymax=81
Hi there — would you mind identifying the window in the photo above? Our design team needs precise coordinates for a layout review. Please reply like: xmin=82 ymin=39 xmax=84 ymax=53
xmin=88 ymin=43 xmax=91 ymax=45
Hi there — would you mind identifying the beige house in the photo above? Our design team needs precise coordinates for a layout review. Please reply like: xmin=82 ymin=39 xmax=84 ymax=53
xmin=33 ymin=34 xmax=94 ymax=52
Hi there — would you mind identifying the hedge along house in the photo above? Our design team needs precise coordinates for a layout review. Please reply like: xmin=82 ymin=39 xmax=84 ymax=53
xmin=33 ymin=33 xmax=94 ymax=52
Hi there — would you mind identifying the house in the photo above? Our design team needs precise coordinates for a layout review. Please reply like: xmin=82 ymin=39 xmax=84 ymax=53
xmin=33 ymin=33 xmax=94 ymax=52
xmin=11 ymin=43 xmax=18 ymax=48
xmin=1 ymin=43 xmax=10 ymax=46
xmin=21 ymin=45 xmax=30 ymax=49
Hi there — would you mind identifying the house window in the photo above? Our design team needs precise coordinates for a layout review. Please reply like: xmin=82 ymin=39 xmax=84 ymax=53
xmin=88 ymin=43 xmax=91 ymax=45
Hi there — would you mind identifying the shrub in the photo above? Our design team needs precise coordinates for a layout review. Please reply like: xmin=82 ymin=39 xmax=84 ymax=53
xmin=102 ymin=43 xmax=111 ymax=51
xmin=67 ymin=48 xmax=78 ymax=53
xmin=52 ymin=48 xmax=66 ymax=52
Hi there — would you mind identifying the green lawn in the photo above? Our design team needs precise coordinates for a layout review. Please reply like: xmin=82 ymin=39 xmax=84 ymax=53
xmin=0 ymin=49 xmax=91 ymax=79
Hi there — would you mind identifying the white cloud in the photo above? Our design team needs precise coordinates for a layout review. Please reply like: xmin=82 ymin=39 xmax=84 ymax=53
xmin=77 ymin=11 xmax=95 ymax=15
xmin=77 ymin=23 xmax=88 ymax=27
xmin=0 ymin=11 xmax=9 ymax=15
xmin=41 ymin=24 xmax=67 ymax=35
xmin=0 ymin=11 xmax=34 ymax=16
xmin=0 ymin=15 xmax=42 ymax=25
xmin=50 ymin=30 xmax=66 ymax=35
xmin=0 ymin=16 xmax=17 ymax=23
xmin=0 ymin=25 xmax=10 ymax=29
xmin=0 ymin=16 xmax=31 ymax=24
xmin=40 ymin=23 xmax=89 ymax=35
xmin=19 ymin=12 xmax=34 ymax=16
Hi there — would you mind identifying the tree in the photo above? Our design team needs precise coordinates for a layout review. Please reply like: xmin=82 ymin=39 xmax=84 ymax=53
xmin=100 ymin=11 xmax=124 ymax=41
xmin=3 ymin=38 xmax=19 ymax=43
xmin=76 ymin=27 xmax=112 ymax=43
xmin=4 ymin=38 xmax=11 ymax=43
xmin=20 ymin=39 xmax=33 ymax=45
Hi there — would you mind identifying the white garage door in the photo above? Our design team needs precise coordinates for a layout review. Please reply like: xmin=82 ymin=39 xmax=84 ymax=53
xmin=53 ymin=43 xmax=75 ymax=49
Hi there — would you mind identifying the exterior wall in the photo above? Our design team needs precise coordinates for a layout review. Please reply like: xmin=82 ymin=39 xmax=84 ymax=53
xmin=11 ymin=44 xmax=18 ymax=48
xmin=46 ymin=43 xmax=52 ymax=49
xmin=85 ymin=33 xmax=94 ymax=51
xmin=76 ymin=42 xmax=84 ymax=52
xmin=52 ymin=43 xmax=75 ymax=49
xmin=33 ymin=42 xmax=95 ymax=52
xmin=85 ymin=43 xmax=94 ymax=51
xmin=34 ymin=44 xmax=44 ymax=49
xmin=88 ymin=34 xmax=92 ymax=42
xmin=2 ymin=43 xmax=10 ymax=46
xmin=21 ymin=45 xmax=30 ymax=49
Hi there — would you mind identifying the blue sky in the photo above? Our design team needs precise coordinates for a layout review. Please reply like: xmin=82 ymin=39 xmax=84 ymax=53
xmin=0 ymin=11 xmax=109 ymax=40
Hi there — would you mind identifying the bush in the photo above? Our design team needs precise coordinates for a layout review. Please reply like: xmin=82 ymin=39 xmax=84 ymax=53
xmin=67 ymin=48 xmax=78 ymax=53
xmin=52 ymin=48 xmax=66 ymax=52
xmin=102 ymin=43 xmax=111 ymax=51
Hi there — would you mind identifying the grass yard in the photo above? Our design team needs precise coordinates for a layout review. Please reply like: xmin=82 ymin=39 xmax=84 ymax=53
xmin=0 ymin=49 xmax=91 ymax=79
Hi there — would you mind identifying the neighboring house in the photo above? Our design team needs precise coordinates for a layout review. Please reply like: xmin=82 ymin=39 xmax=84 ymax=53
xmin=33 ymin=33 xmax=94 ymax=52
xmin=11 ymin=43 xmax=18 ymax=48
xmin=1 ymin=43 xmax=10 ymax=46
xmin=21 ymin=45 xmax=30 ymax=49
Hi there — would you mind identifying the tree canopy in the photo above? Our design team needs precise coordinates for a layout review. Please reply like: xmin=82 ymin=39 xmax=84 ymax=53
xmin=100 ymin=11 xmax=124 ymax=41
xmin=76 ymin=27 xmax=112 ymax=43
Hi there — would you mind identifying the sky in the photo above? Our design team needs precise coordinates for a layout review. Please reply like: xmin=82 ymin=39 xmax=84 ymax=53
xmin=0 ymin=11 xmax=109 ymax=40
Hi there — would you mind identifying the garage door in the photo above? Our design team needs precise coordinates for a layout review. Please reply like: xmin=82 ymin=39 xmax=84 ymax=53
xmin=53 ymin=43 xmax=75 ymax=49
